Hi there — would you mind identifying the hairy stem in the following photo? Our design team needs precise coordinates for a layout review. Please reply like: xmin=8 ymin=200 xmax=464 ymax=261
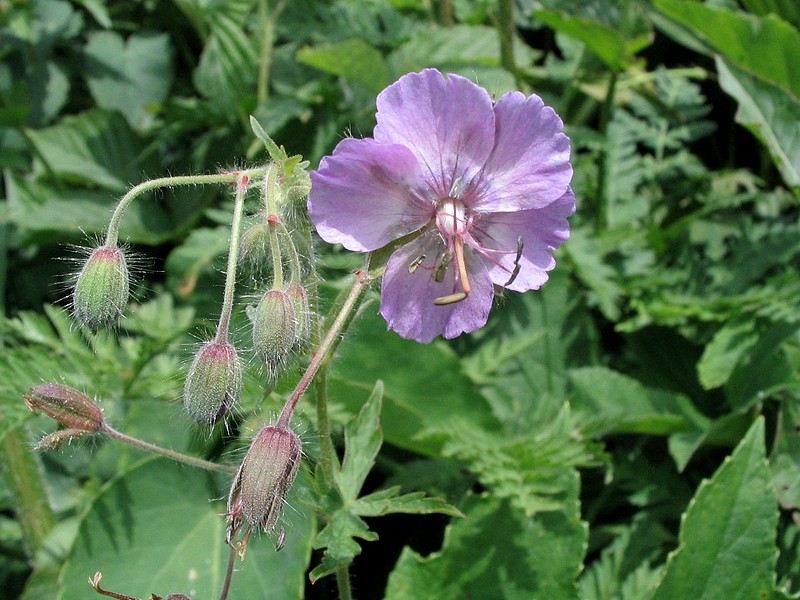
xmin=102 ymin=424 xmax=235 ymax=475
xmin=217 ymin=542 xmax=238 ymax=600
xmin=276 ymin=268 xmax=369 ymax=430
xmin=216 ymin=173 xmax=249 ymax=342
xmin=104 ymin=168 xmax=268 ymax=248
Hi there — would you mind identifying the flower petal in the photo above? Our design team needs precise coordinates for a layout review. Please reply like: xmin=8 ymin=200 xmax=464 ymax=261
xmin=476 ymin=187 xmax=575 ymax=292
xmin=374 ymin=69 xmax=495 ymax=198
xmin=471 ymin=91 xmax=572 ymax=211
xmin=380 ymin=233 xmax=494 ymax=343
xmin=309 ymin=138 xmax=433 ymax=252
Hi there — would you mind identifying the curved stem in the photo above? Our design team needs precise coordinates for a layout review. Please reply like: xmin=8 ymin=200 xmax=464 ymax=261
xmin=263 ymin=165 xmax=285 ymax=289
xmin=276 ymin=268 xmax=369 ymax=429
xmin=216 ymin=174 xmax=249 ymax=342
xmin=217 ymin=542 xmax=238 ymax=600
xmin=101 ymin=424 xmax=235 ymax=475
xmin=104 ymin=169 xmax=268 ymax=247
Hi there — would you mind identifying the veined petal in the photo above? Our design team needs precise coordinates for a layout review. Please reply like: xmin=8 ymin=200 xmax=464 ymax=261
xmin=380 ymin=233 xmax=493 ymax=343
xmin=477 ymin=188 xmax=575 ymax=292
xmin=471 ymin=91 xmax=572 ymax=212
xmin=309 ymin=138 xmax=433 ymax=252
xmin=374 ymin=69 xmax=495 ymax=198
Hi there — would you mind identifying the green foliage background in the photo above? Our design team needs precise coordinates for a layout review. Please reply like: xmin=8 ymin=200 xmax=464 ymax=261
xmin=1 ymin=0 xmax=800 ymax=598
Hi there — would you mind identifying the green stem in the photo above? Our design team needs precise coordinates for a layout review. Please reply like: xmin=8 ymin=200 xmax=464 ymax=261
xmin=104 ymin=169 xmax=268 ymax=248
xmin=336 ymin=568 xmax=354 ymax=600
xmin=596 ymin=70 xmax=618 ymax=230
xmin=216 ymin=174 xmax=249 ymax=342
xmin=2 ymin=429 xmax=56 ymax=555
xmin=276 ymin=268 xmax=369 ymax=430
xmin=101 ymin=424 xmax=235 ymax=475
xmin=497 ymin=0 xmax=518 ymax=86
xmin=263 ymin=166 xmax=285 ymax=289
xmin=256 ymin=0 xmax=286 ymax=105
xmin=314 ymin=368 xmax=338 ymax=477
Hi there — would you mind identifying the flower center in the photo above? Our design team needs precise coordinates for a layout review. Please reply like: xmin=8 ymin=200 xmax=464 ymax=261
xmin=432 ymin=198 xmax=471 ymax=305
xmin=435 ymin=198 xmax=468 ymax=238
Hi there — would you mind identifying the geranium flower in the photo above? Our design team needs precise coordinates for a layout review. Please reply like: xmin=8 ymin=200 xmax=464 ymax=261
xmin=309 ymin=69 xmax=575 ymax=343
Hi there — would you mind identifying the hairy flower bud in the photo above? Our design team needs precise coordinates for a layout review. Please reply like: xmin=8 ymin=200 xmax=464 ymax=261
xmin=25 ymin=383 xmax=104 ymax=433
xmin=252 ymin=289 xmax=297 ymax=381
xmin=226 ymin=425 xmax=301 ymax=551
xmin=33 ymin=428 xmax=91 ymax=451
xmin=286 ymin=284 xmax=312 ymax=348
xmin=73 ymin=245 xmax=130 ymax=329
xmin=239 ymin=221 xmax=270 ymax=270
xmin=183 ymin=340 xmax=242 ymax=424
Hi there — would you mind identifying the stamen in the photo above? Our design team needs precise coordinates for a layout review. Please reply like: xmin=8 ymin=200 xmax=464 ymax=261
xmin=408 ymin=255 xmax=426 ymax=273
xmin=434 ymin=236 xmax=471 ymax=305
xmin=432 ymin=252 xmax=452 ymax=282
xmin=503 ymin=236 xmax=524 ymax=287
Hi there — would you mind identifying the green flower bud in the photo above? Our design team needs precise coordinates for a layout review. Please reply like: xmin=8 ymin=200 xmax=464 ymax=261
xmin=226 ymin=424 xmax=301 ymax=550
xmin=252 ymin=289 xmax=297 ymax=381
xmin=73 ymin=245 xmax=130 ymax=329
xmin=25 ymin=383 xmax=105 ymax=433
xmin=286 ymin=284 xmax=312 ymax=348
xmin=183 ymin=340 xmax=242 ymax=424
xmin=239 ymin=220 xmax=271 ymax=271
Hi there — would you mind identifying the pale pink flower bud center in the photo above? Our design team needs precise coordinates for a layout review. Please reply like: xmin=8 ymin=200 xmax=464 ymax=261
xmin=435 ymin=197 xmax=469 ymax=238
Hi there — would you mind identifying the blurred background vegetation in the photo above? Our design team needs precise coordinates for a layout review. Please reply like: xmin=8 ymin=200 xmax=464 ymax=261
xmin=1 ymin=0 xmax=799 ymax=598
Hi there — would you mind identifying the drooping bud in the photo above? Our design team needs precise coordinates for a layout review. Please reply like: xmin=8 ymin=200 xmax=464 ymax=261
xmin=183 ymin=340 xmax=242 ymax=424
xmin=252 ymin=289 xmax=297 ymax=381
xmin=286 ymin=284 xmax=312 ymax=348
xmin=73 ymin=245 xmax=130 ymax=329
xmin=226 ymin=424 xmax=301 ymax=552
xmin=25 ymin=383 xmax=105 ymax=433
xmin=239 ymin=220 xmax=271 ymax=271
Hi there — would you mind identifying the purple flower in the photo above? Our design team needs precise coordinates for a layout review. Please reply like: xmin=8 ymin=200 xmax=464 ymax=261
xmin=309 ymin=69 xmax=575 ymax=343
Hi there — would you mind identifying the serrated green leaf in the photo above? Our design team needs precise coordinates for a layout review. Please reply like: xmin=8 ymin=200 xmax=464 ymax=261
xmin=297 ymin=38 xmax=389 ymax=94
xmin=570 ymin=366 xmax=709 ymax=437
xmin=310 ymin=510 xmax=376 ymax=583
xmin=770 ymin=400 xmax=800 ymax=510
xmin=336 ymin=381 xmax=383 ymax=503
xmin=651 ymin=418 xmax=778 ymax=600
xmin=385 ymin=494 xmax=586 ymax=600
xmin=250 ymin=115 xmax=287 ymax=161
xmin=193 ymin=14 xmax=257 ymax=115
xmin=84 ymin=31 xmax=174 ymax=130
xmin=25 ymin=110 xmax=142 ymax=191
xmin=564 ymin=228 xmax=622 ymax=321
xmin=716 ymin=56 xmax=800 ymax=189
xmin=697 ymin=318 xmax=759 ymax=390
xmin=59 ymin=458 xmax=313 ymax=599
xmin=352 ymin=487 xmax=463 ymax=518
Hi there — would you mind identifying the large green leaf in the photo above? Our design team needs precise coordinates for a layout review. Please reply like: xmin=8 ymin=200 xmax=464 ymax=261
xmin=328 ymin=308 xmax=499 ymax=457
xmin=25 ymin=110 xmax=142 ymax=192
xmin=297 ymin=38 xmax=390 ymax=94
xmin=58 ymin=458 xmax=314 ymax=600
xmin=569 ymin=366 xmax=709 ymax=437
xmin=654 ymin=0 xmax=800 ymax=98
xmin=84 ymin=31 xmax=174 ymax=130
xmin=385 ymin=492 xmax=586 ymax=600
xmin=651 ymin=418 xmax=778 ymax=600
xmin=716 ymin=56 xmax=800 ymax=190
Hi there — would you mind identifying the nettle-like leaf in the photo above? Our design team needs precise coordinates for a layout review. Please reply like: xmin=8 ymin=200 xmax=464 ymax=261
xmin=651 ymin=418 xmax=779 ymax=600
xmin=308 ymin=382 xmax=462 ymax=583
xmin=385 ymin=492 xmax=586 ymax=600
xmin=440 ymin=405 xmax=598 ymax=516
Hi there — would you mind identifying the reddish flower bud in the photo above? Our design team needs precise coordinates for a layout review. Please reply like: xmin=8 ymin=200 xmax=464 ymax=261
xmin=183 ymin=340 xmax=242 ymax=424
xmin=73 ymin=245 xmax=130 ymax=329
xmin=252 ymin=289 xmax=297 ymax=381
xmin=226 ymin=425 xmax=301 ymax=550
xmin=25 ymin=383 xmax=104 ymax=433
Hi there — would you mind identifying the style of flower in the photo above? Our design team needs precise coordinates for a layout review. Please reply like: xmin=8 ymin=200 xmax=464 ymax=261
xmin=309 ymin=69 xmax=575 ymax=343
